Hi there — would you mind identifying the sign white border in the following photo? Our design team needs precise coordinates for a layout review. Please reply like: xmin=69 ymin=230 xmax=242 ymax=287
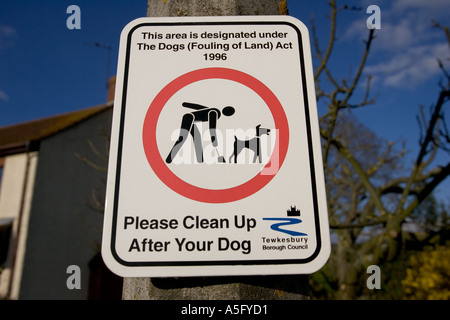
xmin=102 ymin=15 xmax=330 ymax=277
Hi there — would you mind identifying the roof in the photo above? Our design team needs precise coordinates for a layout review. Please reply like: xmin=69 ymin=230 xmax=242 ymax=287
xmin=0 ymin=102 xmax=112 ymax=156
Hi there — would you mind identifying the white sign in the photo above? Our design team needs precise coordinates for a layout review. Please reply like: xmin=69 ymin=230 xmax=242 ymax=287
xmin=102 ymin=15 xmax=330 ymax=277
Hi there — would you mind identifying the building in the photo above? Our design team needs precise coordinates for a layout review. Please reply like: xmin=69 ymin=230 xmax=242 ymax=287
xmin=0 ymin=78 xmax=122 ymax=299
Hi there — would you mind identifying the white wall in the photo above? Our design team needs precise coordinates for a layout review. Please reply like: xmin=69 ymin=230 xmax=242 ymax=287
xmin=0 ymin=152 xmax=38 ymax=299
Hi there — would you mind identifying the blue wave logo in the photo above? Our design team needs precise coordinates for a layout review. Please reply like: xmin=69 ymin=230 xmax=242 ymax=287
xmin=262 ymin=218 xmax=307 ymax=236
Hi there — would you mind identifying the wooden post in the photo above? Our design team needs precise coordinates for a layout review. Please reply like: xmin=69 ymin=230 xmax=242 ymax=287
xmin=122 ymin=0 xmax=309 ymax=300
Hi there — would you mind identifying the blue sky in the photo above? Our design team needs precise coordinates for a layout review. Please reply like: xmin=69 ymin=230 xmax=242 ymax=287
xmin=0 ymin=0 xmax=449 ymax=200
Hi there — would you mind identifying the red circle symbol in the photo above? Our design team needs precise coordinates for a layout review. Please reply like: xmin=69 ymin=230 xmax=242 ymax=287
xmin=142 ymin=67 xmax=289 ymax=203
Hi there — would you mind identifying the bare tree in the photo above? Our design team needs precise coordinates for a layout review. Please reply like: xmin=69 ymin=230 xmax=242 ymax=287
xmin=311 ymin=0 xmax=450 ymax=299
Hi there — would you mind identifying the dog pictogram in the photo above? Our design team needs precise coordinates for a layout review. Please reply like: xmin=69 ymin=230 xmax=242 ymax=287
xmin=229 ymin=125 xmax=271 ymax=163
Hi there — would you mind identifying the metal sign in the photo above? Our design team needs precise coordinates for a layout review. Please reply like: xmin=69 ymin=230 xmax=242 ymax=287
xmin=101 ymin=15 xmax=330 ymax=277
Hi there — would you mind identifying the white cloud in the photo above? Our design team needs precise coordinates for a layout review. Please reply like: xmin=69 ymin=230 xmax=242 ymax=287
xmin=0 ymin=90 xmax=9 ymax=101
xmin=338 ymin=0 xmax=448 ymax=48
xmin=391 ymin=0 xmax=450 ymax=13
xmin=377 ymin=15 xmax=421 ymax=50
xmin=346 ymin=0 xmax=450 ymax=89
xmin=342 ymin=6 xmax=428 ymax=50
xmin=365 ymin=42 xmax=449 ymax=88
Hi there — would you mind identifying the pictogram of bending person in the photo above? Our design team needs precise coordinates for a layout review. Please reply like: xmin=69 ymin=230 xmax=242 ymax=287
xmin=165 ymin=102 xmax=235 ymax=164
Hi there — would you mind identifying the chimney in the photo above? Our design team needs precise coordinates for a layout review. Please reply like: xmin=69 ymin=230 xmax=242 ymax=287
xmin=107 ymin=76 xmax=116 ymax=102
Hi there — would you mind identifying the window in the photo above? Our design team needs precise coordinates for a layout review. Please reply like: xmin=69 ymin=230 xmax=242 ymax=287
xmin=0 ymin=166 xmax=3 ymax=192
xmin=0 ymin=218 xmax=13 ymax=266
xmin=0 ymin=157 xmax=4 ymax=192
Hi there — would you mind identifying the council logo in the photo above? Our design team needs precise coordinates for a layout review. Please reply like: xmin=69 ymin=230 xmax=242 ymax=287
xmin=262 ymin=206 xmax=307 ymax=236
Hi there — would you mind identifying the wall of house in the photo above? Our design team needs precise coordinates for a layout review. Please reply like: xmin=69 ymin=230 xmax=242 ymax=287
xmin=18 ymin=109 xmax=113 ymax=299
xmin=0 ymin=152 xmax=38 ymax=299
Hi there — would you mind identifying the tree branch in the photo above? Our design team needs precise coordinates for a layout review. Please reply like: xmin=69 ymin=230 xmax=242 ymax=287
xmin=398 ymin=162 xmax=450 ymax=223
xmin=313 ymin=0 xmax=338 ymax=83
xmin=330 ymin=219 xmax=384 ymax=230
xmin=340 ymin=29 xmax=375 ymax=107
xmin=329 ymin=137 xmax=387 ymax=216
xmin=416 ymin=89 xmax=450 ymax=167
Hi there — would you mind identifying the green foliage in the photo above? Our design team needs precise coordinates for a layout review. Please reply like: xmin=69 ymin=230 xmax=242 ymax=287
xmin=309 ymin=261 xmax=338 ymax=299
xmin=402 ymin=246 xmax=450 ymax=300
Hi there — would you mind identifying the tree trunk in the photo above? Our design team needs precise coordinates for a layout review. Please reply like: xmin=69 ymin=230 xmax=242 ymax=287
xmin=122 ymin=0 xmax=309 ymax=300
